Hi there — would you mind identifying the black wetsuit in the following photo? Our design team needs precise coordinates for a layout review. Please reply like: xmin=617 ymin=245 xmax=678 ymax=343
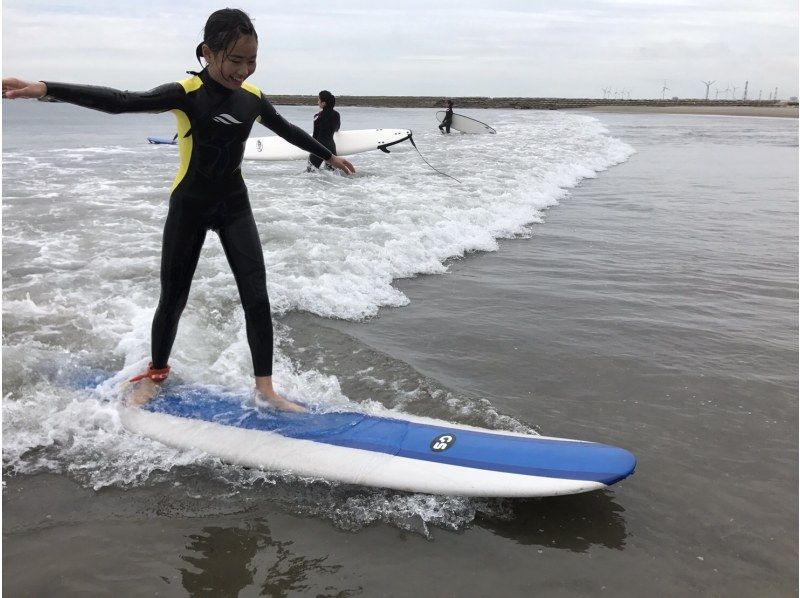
xmin=44 ymin=70 xmax=334 ymax=376
xmin=308 ymin=107 xmax=340 ymax=169
xmin=439 ymin=108 xmax=453 ymax=133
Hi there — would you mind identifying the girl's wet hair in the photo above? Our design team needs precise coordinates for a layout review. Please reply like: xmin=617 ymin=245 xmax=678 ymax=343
xmin=195 ymin=8 xmax=257 ymax=67
xmin=319 ymin=90 xmax=336 ymax=108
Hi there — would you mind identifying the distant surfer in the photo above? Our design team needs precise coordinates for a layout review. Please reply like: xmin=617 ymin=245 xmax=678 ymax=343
xmin=438 ymin=100 xmax=454 ymax=134
xmin=307 ymin=90 xmax=341 ymax=171
xmin=2 ymin=8 xmax=355 ymax=412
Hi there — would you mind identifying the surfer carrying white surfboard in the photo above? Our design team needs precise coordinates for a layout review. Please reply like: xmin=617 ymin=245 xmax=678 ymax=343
xmin=2 ymin=8 xmax=355 ymax=412
xmin=438 ymin=100 xmax=454 ymax=134
xmin=307 ymin=90 xmax=341 ymax=171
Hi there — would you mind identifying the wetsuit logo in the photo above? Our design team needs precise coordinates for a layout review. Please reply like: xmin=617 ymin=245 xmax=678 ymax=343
xmin=256 ymin=139 xmax=263 ymax=152
xmin=213 ymin=113 xmax=243 ymax=125
xmin=430 ymin=433 xmax=456 ymax=452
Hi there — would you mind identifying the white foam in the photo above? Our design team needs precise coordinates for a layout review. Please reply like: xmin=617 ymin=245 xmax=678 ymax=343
xmin=243 ymin=113 xmax=634 ymax=319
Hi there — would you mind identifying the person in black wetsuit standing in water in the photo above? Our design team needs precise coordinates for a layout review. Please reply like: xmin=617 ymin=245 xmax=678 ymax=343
xmin=438 ymin=99 xmax=454 ymax=134
xmin=2 ymin=8 xmax=355 ymax=411
xmin=307 ymin=90 xmax=340 ymax=171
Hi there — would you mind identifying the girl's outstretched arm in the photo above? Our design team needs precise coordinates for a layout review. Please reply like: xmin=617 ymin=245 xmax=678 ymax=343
xmin=3 ymin=77 xmax=183 ymax=114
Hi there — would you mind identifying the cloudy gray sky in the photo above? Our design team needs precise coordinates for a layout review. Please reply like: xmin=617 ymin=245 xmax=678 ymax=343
xmin=3 ymin=0 xmax=798 ymax=99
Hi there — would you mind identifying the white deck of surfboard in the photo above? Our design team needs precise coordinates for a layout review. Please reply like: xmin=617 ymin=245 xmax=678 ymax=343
xmin=436 ymin=111 xmax=497 ymax=134
xmin=120 ymin=407 xmax=607 ymax=497
xmin=244 ymin=128 xmax=412 ymax=161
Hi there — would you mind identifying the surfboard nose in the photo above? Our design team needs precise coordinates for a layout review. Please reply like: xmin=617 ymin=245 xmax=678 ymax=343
xmin=595 ymin=446 xmax=637 ymax=486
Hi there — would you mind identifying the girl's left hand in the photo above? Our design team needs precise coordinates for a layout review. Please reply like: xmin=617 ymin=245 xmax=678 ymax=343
xmin=326 ymin=155 xmax=355 ymax=175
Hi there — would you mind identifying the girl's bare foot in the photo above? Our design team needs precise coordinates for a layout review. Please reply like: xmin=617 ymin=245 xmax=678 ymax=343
xmin=254 ymin=376 xmax=307 ymax=413
xmin=126 ymin=378 xmax=161 ymax=407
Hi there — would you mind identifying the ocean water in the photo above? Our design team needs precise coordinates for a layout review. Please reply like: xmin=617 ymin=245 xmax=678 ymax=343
xmin=2 ymin=101 xmax=631 ymax=487
xmin=3 ymin=101 xmax=797 ymax=596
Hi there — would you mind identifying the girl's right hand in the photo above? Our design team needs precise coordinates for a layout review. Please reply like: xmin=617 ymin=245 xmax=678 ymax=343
xmin=2 ymin=78 xmax=47 ymax=99
xmin=326 ymin=154 xmax=356 ymax=175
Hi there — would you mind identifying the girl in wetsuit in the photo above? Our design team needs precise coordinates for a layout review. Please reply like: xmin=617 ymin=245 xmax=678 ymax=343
xmin=307 ymin=90 xmax=341 ymax=171
xmin=2 ymin=8 xmax=355 ymax=411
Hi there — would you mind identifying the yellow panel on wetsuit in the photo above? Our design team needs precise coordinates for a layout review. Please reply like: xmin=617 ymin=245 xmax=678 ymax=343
xmin=170 ymin=75 xmax=203 ymax=191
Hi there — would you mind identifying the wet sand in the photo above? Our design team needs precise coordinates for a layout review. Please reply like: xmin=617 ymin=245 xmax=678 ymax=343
xmin=4 ymin=471 xmax=636 ymax=597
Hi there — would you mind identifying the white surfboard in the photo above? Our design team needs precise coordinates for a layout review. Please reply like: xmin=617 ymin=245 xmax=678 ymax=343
xmin=436 ymin=111 xmax=497 ymax=134
xmin=244 ymin=128 xmax=413 ymax=161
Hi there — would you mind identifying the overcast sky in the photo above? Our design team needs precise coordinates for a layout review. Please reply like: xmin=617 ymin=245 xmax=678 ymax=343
xmin=3 ymin=0 xmax=798 ymax=99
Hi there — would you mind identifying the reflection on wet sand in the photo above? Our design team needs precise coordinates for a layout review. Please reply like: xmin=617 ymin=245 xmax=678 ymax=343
xmin=478 ymin=490 xmax=629 ymax=552
xmin=180 ymin=518 xmax=362 ymax=597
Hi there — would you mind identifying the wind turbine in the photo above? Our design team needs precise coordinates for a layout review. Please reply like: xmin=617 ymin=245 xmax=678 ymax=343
xmin=702 ymin=80 xmax=715 ymax=100
xmin=661 ymin=80 xmax=669 ymax=100
xmin=742 ymin=81 xmax=748 ymax=100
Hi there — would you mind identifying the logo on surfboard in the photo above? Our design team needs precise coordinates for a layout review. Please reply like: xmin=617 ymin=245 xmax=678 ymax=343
xmin=430 ymin=433 xmax=456 ymax=452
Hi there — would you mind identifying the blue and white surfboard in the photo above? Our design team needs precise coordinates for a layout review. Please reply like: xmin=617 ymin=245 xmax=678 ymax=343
xmin=120 ymin=389 xmax=636 ymax=497
xmin=146 ymin=136 xmax=177 ymax=145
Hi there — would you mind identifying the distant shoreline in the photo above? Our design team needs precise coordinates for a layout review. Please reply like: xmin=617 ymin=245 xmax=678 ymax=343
xmin=32 ymin=94 xmax=798 ymax=118
xmin=262 ymin=95 xmax=799 ymax=118
xmin=580 ymin=105 xmax=798 ymax=118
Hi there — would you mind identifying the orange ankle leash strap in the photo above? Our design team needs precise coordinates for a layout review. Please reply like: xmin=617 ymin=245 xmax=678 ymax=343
xmin=129 ymin=362 xmax=170 ymax=383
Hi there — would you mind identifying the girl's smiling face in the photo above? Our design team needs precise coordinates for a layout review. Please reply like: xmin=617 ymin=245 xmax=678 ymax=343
xmin=203 ymin=34 xmax=258 ymax=90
